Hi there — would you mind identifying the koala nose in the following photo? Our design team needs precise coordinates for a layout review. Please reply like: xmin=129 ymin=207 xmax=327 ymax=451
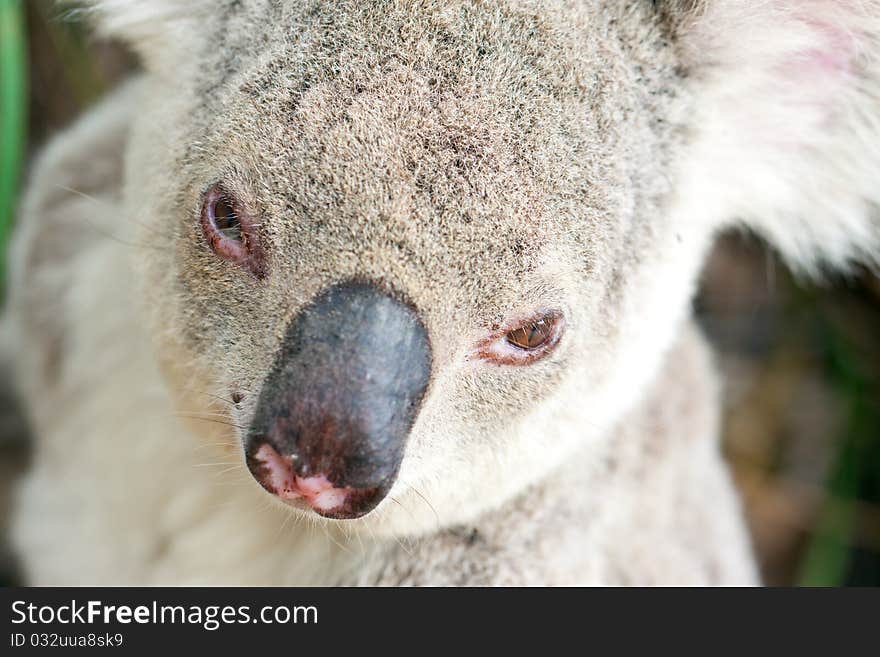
xmin=245 ymin=282 xmax=431 ymax=519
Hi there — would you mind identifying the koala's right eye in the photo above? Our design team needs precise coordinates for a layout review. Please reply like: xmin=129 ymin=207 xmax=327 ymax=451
xmin=200 ymin=184 xmax=267 ymax=278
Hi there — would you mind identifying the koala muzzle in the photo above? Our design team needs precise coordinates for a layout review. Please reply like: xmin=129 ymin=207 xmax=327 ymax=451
xmin=245 ymin=282 xmax=431 ymax=519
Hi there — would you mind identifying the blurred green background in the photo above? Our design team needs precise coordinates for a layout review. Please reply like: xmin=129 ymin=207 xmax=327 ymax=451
xmin=1 ymin=0 xmax=878 ymax=586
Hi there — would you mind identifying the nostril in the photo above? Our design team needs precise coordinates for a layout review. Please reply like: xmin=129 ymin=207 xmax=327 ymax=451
xmin=246 ymin=440 xmax=382 ymax=519
xmin=248 ymin=441 xmax=299 ymax=500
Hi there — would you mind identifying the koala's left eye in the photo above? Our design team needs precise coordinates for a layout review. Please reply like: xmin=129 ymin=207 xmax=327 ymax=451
xmin=200 ymin=183 xmax=267 ymax=279
xmin=474 ymin=311 xmax=565 ymax=366
xmin=506 ymin=318 xmax=557 ymax=350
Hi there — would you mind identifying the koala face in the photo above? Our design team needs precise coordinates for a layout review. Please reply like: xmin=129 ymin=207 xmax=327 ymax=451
xmin=122 ymin=1 xmax=697 ymax=532
xmin=103 ymin=0 xmax=878 ymax=533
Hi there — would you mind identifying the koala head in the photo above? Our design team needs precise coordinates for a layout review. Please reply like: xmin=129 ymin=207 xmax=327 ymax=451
xmin=80 ymin=1 xmax=879 ymax=534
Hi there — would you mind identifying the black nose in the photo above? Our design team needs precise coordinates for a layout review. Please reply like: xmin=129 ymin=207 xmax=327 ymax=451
xmin=246 ymin=282 xmax=431 ymax=519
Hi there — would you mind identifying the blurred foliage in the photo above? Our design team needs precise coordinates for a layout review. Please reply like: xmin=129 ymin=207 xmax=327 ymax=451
xmin=0 ymin=1 xmax=877 ymax=586
xmin=698 ymin=236 xmax=880 ymax=586
xmin=795 ymin=284 xmax=880 ymax=585
xmin=24 ymin=1 xmax=133 ymax=136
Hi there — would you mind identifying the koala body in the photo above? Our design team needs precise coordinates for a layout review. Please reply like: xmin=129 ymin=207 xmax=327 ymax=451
xmin=6 ymin=1 xmax=880 ymax=585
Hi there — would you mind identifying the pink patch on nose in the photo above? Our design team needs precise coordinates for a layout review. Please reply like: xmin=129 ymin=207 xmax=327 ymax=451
xmin=294 ymin=474 xmax=331 ymax=497
xmin=254 ymin=443 xmax=301 ymax=501
xmin=251 ymin=443 xmax=352 ymax=512
xmin=301 ymin=478 xmax=349 ymax=511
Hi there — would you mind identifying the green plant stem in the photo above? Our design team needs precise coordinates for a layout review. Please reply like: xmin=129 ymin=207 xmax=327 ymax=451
xmin=0 ymin=0 xmax=27 ymax=288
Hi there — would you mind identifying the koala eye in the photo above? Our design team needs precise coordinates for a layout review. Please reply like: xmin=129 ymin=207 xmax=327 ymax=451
xmin=211 ymin=196 xmax=242 ymax=242
xmin=506 ymin=317 xmax=558 ymax=350
xmin=473 ymin=310 xmax=565 ymax=366
xmin=200 ymin=184 xmax=267 ymax=278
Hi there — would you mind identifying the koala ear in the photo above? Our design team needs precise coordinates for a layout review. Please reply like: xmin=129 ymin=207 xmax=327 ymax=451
xmin=675 ymin=1 xmax=880 ymax=273
xmin=67 ymin=1 xmax=210 ymax=71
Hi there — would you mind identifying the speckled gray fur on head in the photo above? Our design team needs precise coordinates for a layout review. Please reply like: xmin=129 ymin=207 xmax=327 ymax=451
xmin=4 ymin=1 xmax=879 ymax=584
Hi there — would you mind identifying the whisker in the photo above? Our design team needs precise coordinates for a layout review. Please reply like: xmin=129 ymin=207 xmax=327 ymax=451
xmin=176 ymin=410 xmax=236 ymax=420
xmin=321 ymin=524 xmax=352 ymax=554
xmin=176 ymin=387 xmax=238 ymax=406
xmin=55 ymin=184 xmax=107 ymax=206
xmin=386 ymin=499 xmax=415 ymax=557
xmin=191 ymin=441 xmax=240 ymax=452
xmin=214 ymin=464 xmax=245 ymax=476
xmin=55 ymin=183 xmax=182 ymax=241
xmin=401 ymin=481 xmax=441 ymax=529
xmin=175 ymin=414 xmax=246 ymax=431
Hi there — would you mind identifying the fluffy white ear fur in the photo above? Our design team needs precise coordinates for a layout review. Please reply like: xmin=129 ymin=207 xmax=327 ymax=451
xmin=65 ymin=0 xmax=210 ymax=72
xmin=678 ymin=1 xmax=880 ymax=273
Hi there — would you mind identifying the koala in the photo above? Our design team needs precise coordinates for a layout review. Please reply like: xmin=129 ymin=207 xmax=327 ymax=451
xmin=4 ymin=0 xmax=879 ymax=585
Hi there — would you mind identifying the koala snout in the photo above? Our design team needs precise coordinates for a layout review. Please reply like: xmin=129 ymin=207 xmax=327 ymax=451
xmin=245 ymin=283 xmax=432 ymax=519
